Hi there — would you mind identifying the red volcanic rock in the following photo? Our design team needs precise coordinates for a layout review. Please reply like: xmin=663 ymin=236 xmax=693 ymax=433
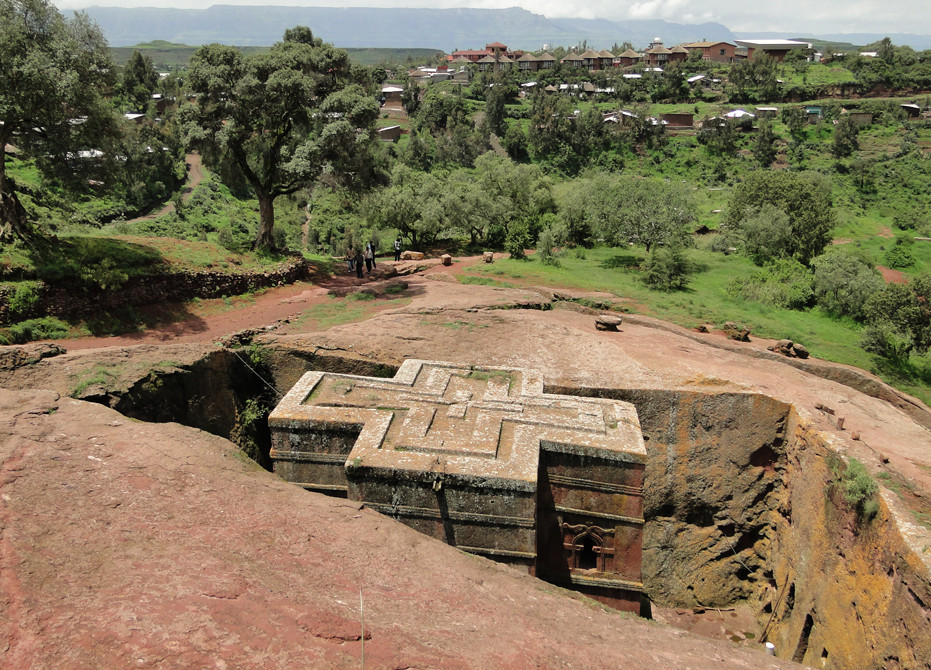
xmin=0 ymin=388 xmax=789 ymax=669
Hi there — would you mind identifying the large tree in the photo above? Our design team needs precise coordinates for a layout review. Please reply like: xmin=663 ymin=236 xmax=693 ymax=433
xmin=0 ymin=0 xmax=116 ymax=242
xmin=122 ymin=50 xmax=159 ymax=112
xmin=184 ymin=27 xmax=380 ymax=249
xmin=583 ymin=174 xmax=696 ymax=253
xmin=725 ymin=170 xmax=836 ymax=265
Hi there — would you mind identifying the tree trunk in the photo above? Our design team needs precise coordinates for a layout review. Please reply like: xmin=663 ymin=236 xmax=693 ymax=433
xmin=253 ymin=191 xmax=276 ymax=250
xmin=0 ymin=137 xmax=33 ymax=244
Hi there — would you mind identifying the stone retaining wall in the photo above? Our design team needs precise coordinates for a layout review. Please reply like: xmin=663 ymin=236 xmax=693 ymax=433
xmin=0 ymin=257 xmax=310 ymax=325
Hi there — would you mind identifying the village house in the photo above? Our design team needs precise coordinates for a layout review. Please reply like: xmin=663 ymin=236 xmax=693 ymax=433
xmin=681 ymin=41 xmax=738 ymax=63
xmin=517 ymin=52 xmax=556 ymax=71
xmin=643 ymin=38 xmax=672 ymax=67
xmin=734 ymin=39 xmax=811 ymax=61
xmin=561 ymin=51 xmax=585 ymax=69
xmin=476 ymin=54 xmax=514 ymax=71
xmin=377 ymin=125 xmax=402 ymax=142
xmin=669 ymin=45 xmax=689 ymax=63
xmin=613 ymin=48 xmax=642 ymax=67
xmin=381 ymin=85 xmax=403 ymax=107
xmin=660 ymin=112 xmax=694 ymax=128
xmin=448 ymin=42 xmax=522 ymax=64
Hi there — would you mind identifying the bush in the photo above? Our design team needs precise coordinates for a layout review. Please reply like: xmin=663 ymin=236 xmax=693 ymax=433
xmin=738 ymin=204 xmax=794 ymax=265
xmin=80 ymin=258 xmax=128 ymax=290
xmin=832 ymin=115 xmax=860 ymax=158
xmin=728 ymin=258 xmax=814 ymax=309
xmin=536 ymin=217 xmax=567 ymax=267
xmin=0 ymin=317 xmax=70 ymax=345
xmin=6 ymin=281 xmax=42 ymax=319
xmin=860 ymin=324 xmax=912 ymax=360
xmin=725 ymin=170 xmax=835 ymax=265
xmin=862 ymin=274 xmax=931 ymax=359
xmin=505 ymin=219 xmax=531 ymax=260
xmin=883 ymin=235 xmax=916 ymax=269
xmin=642 ymin=245 xmax=692 ymax=291
xmin=841 ymin=457 xmax=879 ymax=519
xmin=502 ymin=122 xmax=528 ymax=161
xmin=811 ymin=250 xmax=884 ymax=320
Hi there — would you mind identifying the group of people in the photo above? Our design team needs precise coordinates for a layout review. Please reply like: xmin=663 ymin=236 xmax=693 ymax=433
xmin=345 ymin=238 xmax=404 ymax=278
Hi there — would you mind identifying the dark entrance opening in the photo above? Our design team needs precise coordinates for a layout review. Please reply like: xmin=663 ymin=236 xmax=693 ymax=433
xmin=578 ymin=535 xmax=598 ymax=570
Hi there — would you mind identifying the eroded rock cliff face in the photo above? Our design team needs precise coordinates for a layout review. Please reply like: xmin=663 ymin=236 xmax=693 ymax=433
xmin=765 ymin=418 xmax=931 ymax=668
xmin=539 ymin=383 xmax=931 ymax=667
xmin=549 ymin=387 xmax=789 ymax=609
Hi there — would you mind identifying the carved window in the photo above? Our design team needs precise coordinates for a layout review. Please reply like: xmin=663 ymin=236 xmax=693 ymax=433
xmin=562 ymin=523 xmax=612 ymax=572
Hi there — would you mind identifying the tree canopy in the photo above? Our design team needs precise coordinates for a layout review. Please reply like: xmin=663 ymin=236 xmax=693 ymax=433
xmin=0 ymin=0 xmax=117 ymax=242
xmin=183 ymin=28 xmax=380 ymax=249
xmin=122 ymin=50 xmax=159 ymax=112
xmin=581 ymin=174 xmax=696 ymax=253
xmin=725 ymin=170 xmax=836 ymax=265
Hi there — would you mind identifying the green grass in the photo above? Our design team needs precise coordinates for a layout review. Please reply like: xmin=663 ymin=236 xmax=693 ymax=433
xmin=70 ymin=363 xmax=120 ymax=397
xmin=0 ymin=317 xmax=71 ymax=345
xmin=458 ymin=275 xmax=515 ymax=288
xmin=291 ymin=293 xmax=410 ymax=331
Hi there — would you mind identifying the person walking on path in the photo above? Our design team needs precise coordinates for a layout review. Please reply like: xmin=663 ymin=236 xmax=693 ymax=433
xmin=346 ymin=249 xmax=354 ymax=274
xmin=394 ymin=237 xmax=402 ymax=262
xmin=363 ymin=245 xmax=373 ymax=274
xmin=367 ymin=242 xmax=377 ymax=270
xmin=354 ymin=249 xmax=364 ymax=279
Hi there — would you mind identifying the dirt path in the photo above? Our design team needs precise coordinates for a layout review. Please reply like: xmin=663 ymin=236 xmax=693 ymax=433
xmin=877 ymin=264 xmax=910 ymax=283
xmin=122 ymin=152 xmax=205 ymax=223
xmin=53 ymin=256 xmax=447 ymax=351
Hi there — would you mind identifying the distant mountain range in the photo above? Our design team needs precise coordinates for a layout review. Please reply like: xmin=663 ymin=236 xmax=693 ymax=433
xmin=82 ymin=5 xmax=931 ymax=52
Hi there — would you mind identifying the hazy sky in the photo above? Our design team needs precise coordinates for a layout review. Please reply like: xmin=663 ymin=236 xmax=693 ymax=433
xmin=54 ymin=0 xmax=931 ymax=36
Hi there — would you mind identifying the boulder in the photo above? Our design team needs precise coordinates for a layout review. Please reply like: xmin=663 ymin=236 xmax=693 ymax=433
xmin=722 ymin=322 xmax=750 ymax=342
xmin=483 ymin=251 xmax=494 ymax=263
xmin=441 ymin=254 xmax=453 ymax=266
xmin=0 ymin=343 xmax=67 ymax=370
xmin=595 ymin=315 xmax=623 ymax=331
xmin=401 ymin=250 xmax=425 ymax=261
xmin=767 ymin=340 xmax=810 ymax=359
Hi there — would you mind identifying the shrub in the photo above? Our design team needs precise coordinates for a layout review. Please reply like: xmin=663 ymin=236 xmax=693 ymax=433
xmin=832 ymin=115 xmax=860 ymax=158
xmin=882 ymin=235 xmax=916 ymax=269
xmin=841 ymin=458 xmax=879 ymax=519
xmin=738 ymin=204 xmax=794 ymax=265
xmin=811 ymin=250 xmax=884 ymax=320
xmin=862 ymin=274 xmax=931 ymax=359
xmin=505 ymin=219 xmax=531 ymax=260
xmin=536 ymin=217 xmax=567 ymax=267
xmin=860 ymin=325 xmax=912 ymax=360
xmin=725 ymin=170 xmax=835 ymax=265
xmin=642 ymin=245 xmax=692 ymax=291
xmin=7 ymin=281 xmax=42 ymax=319
xmin=80 ymin=258 xmax=128 ymax=290
xmin=0 ymin=317 xmax=70 ymax=345
xmin=727 ymin=258 xmax=814 ymax=309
